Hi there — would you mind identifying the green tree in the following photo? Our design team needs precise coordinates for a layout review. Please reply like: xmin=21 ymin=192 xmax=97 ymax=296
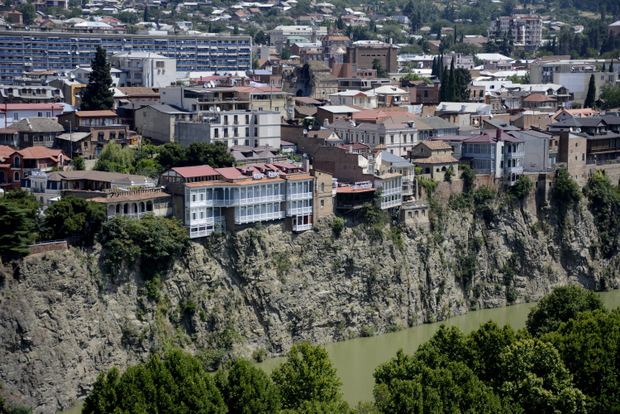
xmin=582 ymin=171 xmax=620 ymax=258
xmin=372 ymin=59 xmax=388 ymax=78
xmin=460 ymin=164 xmax=475 ymax=192
xmin=498 ymin=338 xmax=587 ymax=413
xmin=44 ymin=195 xmax=106 ymax=242
xmin=280 ymin=46 xmax=292 ymax=60
xmin=271 ymin=342 xmax=344 ymax=411
xmin=584 ymin=74 xmax=596 ymax=108
xmin=99 ymin=214 xmax=188 ymax=275
xmin=600 ymin=83 xmax=620 ymax=109
xmin=81 ymin=46 xmax=114 ymax=111
xmin=117 ymin=11 xmax=139 ymax=24
xmin=157 ymin=142 xmax=185 ymax=171
xmin=16 ymin=3 xmax=36 ymax=25
xmin=82 ymin=350 xmax=226 ymax=414
xmin=0 ymin=202 xmax=32 ymax=260
xmin=526 ymin=285 xmax=604 ymax=337
xmin=550 ymin=167 xmax=581 ymax=222
xmin=510 ymin=175 xmax=534 ymax=200
xmin=181 ymin=142 xmax=234 ymax=168
xmin=93 ymin=141 xmax=135 ymax=173
xmin=544 ymin=309 xmax=620 ymax=414
xmin=215 ymin=358 xmax=281 ymax=414
xmin=72 ymin=156 xmax=86 ymax=171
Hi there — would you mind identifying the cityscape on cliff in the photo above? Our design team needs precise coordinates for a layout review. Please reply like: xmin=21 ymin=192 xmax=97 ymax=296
xmin=0 ymin=0 xmax=620 ymax=412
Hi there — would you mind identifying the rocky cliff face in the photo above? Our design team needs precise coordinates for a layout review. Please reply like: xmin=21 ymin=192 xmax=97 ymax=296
xmin=1 ymin=199 xmax=618 ymax=413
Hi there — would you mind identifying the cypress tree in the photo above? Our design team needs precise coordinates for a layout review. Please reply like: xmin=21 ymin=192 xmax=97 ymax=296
xmin=81 ymin=46 xmax=114 ymax=111
xmin=584 ymin=74 xmax=596 ymax=108
xmin=446 ymin=59 xmax=456 ymax=101
xmin=602 ymin=62 xmax=606 ymax=72
xmin=431 ymin=57 xmax=437 ymax=78
xmin=439 ymin=66 xmax=448 ymax=102
xmin=610 ymin=60 xmax=614 ymax=72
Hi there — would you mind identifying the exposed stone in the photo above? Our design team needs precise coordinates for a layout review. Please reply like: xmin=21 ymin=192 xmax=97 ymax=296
xmin=0 ymin=201 xmax=618 ymax=413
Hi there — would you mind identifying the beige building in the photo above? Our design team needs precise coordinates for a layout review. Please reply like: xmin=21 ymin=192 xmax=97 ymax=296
xmin=409 ymin=141 xmax=459 ymax=181
xmin=135 ymin=103 xmax=195 ymax=143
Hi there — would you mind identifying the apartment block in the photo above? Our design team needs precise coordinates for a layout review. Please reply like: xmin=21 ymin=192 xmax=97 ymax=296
xmin=343 ymin=41 xmax=399 ymax=74
xmin=175 ymin=110 xmax=281 ymax=149
xmin=0 ymin=31 xmax=252 ymax=83
xmin=160 ymin=163 xmax=316 ymax=238
xmin=160 ymin=85 xmax=291 ymax=120
xmin=269 ymin=26 xmax=328 ymax=52
xmin=488 ymin=15 xmax=542 ymax=49
xmin=109 ymin=52 xmax=177 ymax=88
xmin=328 ymin=119 xmax=418 ymax=157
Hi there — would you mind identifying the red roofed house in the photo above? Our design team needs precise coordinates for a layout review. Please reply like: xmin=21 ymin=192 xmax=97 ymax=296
xmin=0 ymin=146 xmax=70 ymax=190
xmin=159 ymin=163 xmax=318 ymax=237
xmin=522 ymin=93 xmax=557 ymax=112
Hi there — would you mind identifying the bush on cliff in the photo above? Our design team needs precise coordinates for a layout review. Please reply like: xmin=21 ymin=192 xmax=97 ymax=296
xmin=99 ymin=214 xmax=189 ymax=276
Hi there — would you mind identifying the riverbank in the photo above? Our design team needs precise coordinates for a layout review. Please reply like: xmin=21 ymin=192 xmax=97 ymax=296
xmin=258 ymin=289 xmax=620 ymax=406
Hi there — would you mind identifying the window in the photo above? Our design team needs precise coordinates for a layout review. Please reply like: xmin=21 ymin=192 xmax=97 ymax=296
xmin=38 ymin=112 xmax=43 ymax=117
xmin=14 ymin=171 xmax=19 ymax=182
xmin=98 ymin=132 xmax=104 ymax=142
xmin=156 ymin=61 xmax=165 ymax=68
xmin=109 ymin=132 xmax=116 ymax=140
xmin=13 ymin=113 xmax=18 ymax=121
xmin=13 ymin=156 xmax=20 ymax=167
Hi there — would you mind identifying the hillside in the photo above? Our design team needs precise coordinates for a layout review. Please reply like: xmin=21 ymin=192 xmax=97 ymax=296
xmin=0 ymin=196 xmax=618 ymax=413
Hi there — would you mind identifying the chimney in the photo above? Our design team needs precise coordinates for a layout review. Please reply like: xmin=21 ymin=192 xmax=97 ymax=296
xmin=302 ymin=158 xmax=310 ymax=173
xmin=496 ymin=129 xmax=502 ymax=141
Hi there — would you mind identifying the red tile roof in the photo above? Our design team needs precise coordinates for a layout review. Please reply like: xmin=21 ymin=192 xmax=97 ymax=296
xmin=172 ymin=165 xmax=219 ymax=178
xmin=0 ymin=103 xmax=64 ymax=113
xmin=16 ymin=147 xmax=69 ymax=161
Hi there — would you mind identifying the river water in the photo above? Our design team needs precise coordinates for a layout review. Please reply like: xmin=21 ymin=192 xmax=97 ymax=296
xmin=59 ymin=289 xmax=620 ymax=412
xmin=257 ymin=289 xmax=620 ymax=406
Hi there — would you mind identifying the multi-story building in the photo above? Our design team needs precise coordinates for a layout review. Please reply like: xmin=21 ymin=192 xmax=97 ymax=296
xmin=344 ymin=41 xmax=399 ymax=74
xmin=57 ymin=110 xmax=130 ymax=158
xmin=160 ymin=163 xmax=316 ymax=237
xmin=23 ymin=170 xmax=159 ymax=208
xmin=0 ymin=85 xmax=64 ymax=104
xmin=313 ymin=145 xmax=404 ymax=210
xmin=134 ymin=103 xmax=195 ymax=143
xmin=109 ymin=52 xmax=177 ymax=88
xmin=461 ymin=131 xmax=525 ymax=184
xmin=175 ymin=110 xmax=281 ymax=149
xmin=160 ymin=85 xmax=291 ymax=120
xmin=0 ymin=31 xmax=252 ymax=83
xmin=488 ymin=15 xmax=543 ymax=49
xmin=328 ymin=90 xmax=377 ymax=109
xmin=269 ymin=26 xmax=328 ymax=52
xmin=530 ymin=59 xmax=619 ymax=101
xmin=0 ymin=103 xmax=64 ymax=128
xmin=328 ymin=119 xmax=418 ymax=157
xmin=3 ymin=117 xmax=65 ymax=148
xmin=0 ymin=145 xmax=70 ymax=191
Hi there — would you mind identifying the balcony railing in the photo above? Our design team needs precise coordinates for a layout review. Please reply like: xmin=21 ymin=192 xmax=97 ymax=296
xmin=288 ymin=206 xmax=312 ymax=216
xmin=292 ymin=223 xmax=313 ymax=232
xmin=286 ymin=192 xmax=312 ymax=201
xmin=504 ymin=151 xmax=525 ymax=159
xmin=234 ymin=211 xmax=285 ymax=225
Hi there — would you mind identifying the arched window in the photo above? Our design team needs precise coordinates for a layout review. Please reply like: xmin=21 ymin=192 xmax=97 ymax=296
xmin=13 ymin=156 xmax=20 ymax=168
xmin=14 ymin=171 xmax=20 ymax=181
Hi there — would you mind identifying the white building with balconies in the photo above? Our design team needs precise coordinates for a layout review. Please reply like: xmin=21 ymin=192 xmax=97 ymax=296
xmin=462 ymin=131 xmax=524 ymax=184
xmin=160 ymin=163 xmax=316 ymax=237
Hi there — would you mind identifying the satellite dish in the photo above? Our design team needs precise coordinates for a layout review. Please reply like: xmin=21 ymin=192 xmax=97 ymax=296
xmin=209 ymin=106 xmax=215 ymax=112
xmin=303 ymin=129 xmax=308 ymax=134
xmin=308 ymin=125 xmax=313 ymax=130
xmin=216 ymin=107 xmax=221 ymax=112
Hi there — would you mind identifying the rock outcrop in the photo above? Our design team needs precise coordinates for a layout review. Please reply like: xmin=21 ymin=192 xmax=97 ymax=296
xmin=0 ymin=200 xmax=618 ymax=413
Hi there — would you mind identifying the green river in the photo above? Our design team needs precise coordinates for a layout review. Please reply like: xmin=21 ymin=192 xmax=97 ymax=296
xmin=60 ymin=289 xmax=620 ymax=412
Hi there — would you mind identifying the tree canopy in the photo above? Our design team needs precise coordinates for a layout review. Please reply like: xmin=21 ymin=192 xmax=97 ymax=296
xmin=82 ymin=350 xmax=226 ymax=414
xmin=81 ymin=46 xmax=114 ymax=111
xmin=526 ymin=285 xmax=604 ymax=337
xmin=271 ymin=342 xmax=344 ymax=411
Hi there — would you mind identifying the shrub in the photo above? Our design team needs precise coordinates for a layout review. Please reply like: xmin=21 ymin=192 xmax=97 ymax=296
xmin=332 ymin=217 xmax=345 ymax=237
xmin=99 ymin=214 xmax=189 ymax=276
xmin=510 ymin=176 xmax=534 ymax=200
